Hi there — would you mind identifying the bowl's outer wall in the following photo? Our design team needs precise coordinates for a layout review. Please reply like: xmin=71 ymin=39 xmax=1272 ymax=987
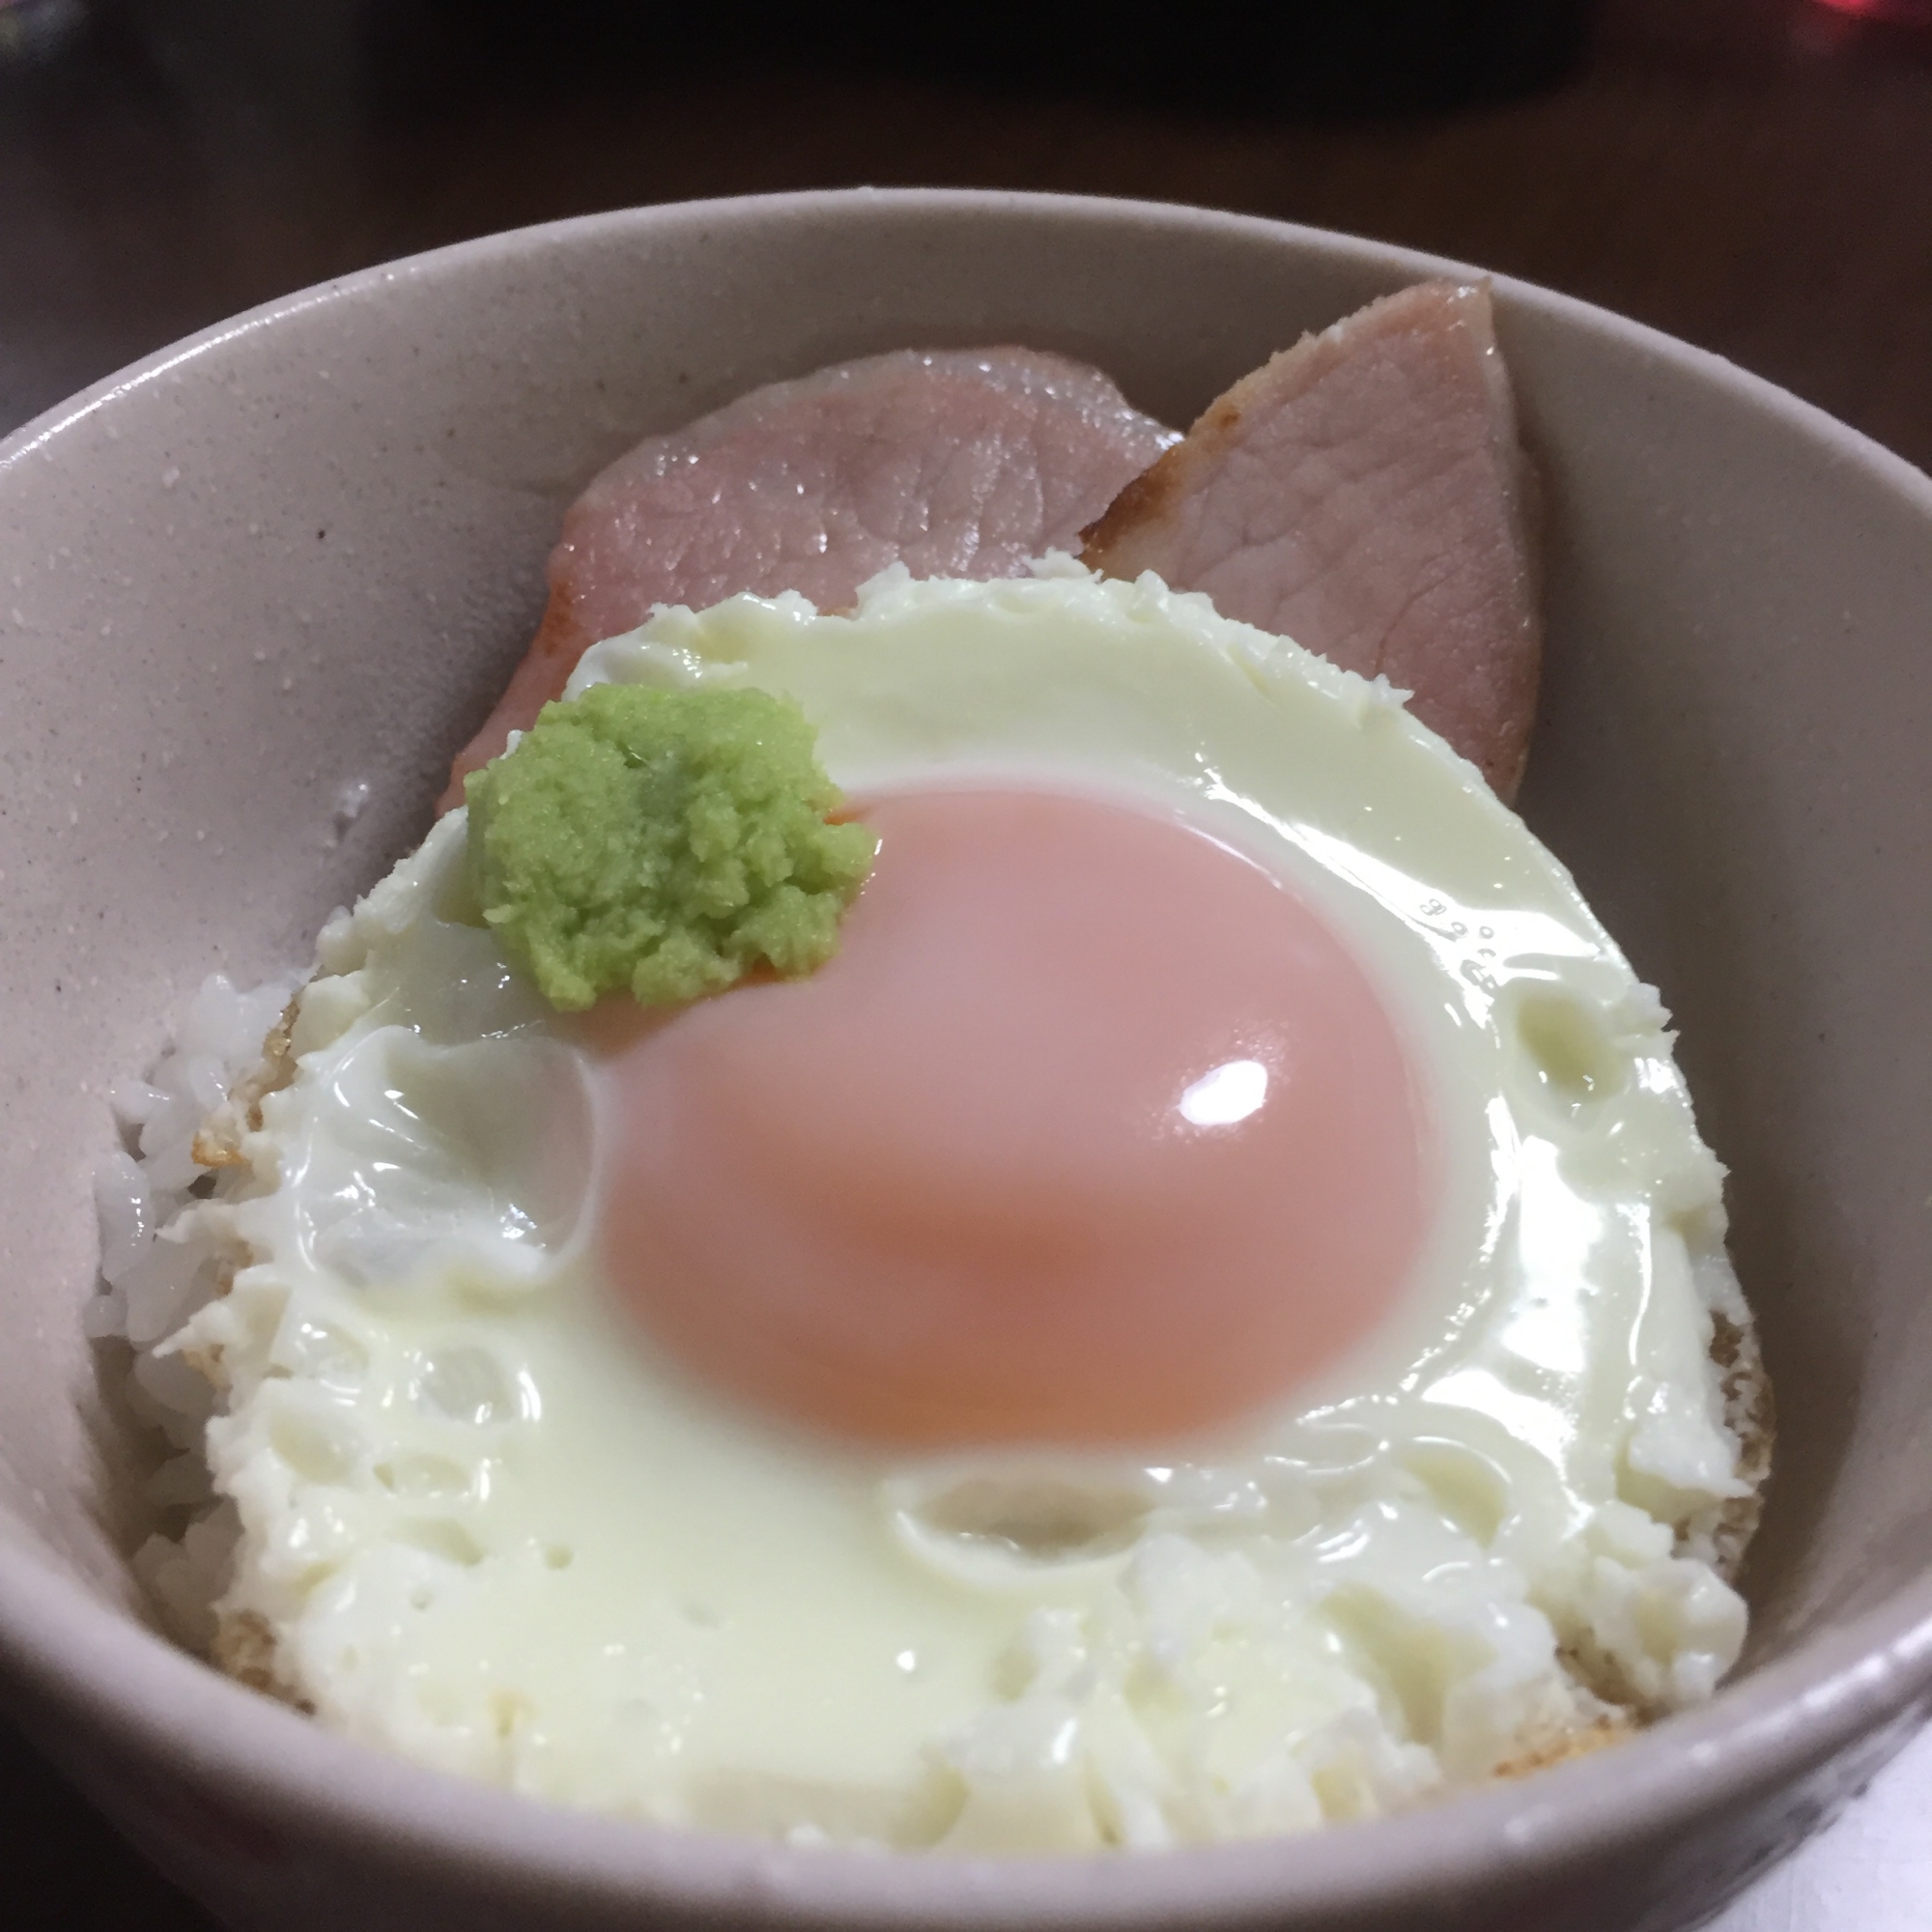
xmin=0 ymin=191 xmax=1929 ymax=1932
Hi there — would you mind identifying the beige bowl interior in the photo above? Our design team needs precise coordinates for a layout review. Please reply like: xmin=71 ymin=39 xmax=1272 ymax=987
xmin=1 ymin=191 xmax=1930 ymax=1932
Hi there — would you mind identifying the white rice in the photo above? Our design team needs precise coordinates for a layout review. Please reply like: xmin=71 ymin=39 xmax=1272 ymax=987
xmin=89 ymin=971 xmax=303 ymax=1649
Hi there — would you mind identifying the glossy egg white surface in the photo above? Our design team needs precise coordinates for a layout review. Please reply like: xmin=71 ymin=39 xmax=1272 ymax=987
xmin=156 ymin=561 xmax=1752 ymax=1850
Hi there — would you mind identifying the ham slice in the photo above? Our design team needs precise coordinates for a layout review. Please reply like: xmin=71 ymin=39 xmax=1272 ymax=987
xmin=440 ymin=349 xmax=1176 ymax=807
xmin=1080 ymin=281 xmax=1541 ymax=799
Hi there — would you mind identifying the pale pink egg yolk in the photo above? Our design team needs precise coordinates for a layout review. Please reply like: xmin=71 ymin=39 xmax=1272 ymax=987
xmin=595 ymin=789 xmax=1431 ymax=1446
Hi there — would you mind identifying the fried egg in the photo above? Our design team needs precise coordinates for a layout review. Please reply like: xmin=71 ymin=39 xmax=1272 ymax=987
xmin=165 ymin=559 xmax=1752 ymax=1849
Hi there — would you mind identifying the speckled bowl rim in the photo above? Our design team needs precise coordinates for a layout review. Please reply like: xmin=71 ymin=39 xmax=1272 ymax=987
xmin=4 ymin=189 xmax=1931 ymax=1922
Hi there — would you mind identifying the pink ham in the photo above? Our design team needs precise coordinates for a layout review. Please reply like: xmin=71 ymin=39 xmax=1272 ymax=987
xmin=440 ymin=349 xmax=1176 ymax=808
xmin=1081 ymin=281 xmax=1541 ymax=800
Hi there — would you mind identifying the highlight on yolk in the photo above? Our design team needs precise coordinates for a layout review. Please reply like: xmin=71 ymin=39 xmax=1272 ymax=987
xmin=595 ymin=789 xmax=1433 ymax=1446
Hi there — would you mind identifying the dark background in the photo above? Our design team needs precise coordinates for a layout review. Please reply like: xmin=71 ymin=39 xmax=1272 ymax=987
xmin=9 ymin=0 xmax=1932 ymax=468
xmin=5 ymin=0 xmax=1931 ymax=1923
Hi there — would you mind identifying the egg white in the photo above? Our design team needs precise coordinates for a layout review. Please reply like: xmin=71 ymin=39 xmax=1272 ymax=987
xmin=165 ymin=559 xmax=1751 ymax=1849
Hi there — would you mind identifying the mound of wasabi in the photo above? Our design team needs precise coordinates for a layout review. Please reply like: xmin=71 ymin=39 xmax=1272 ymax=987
xmin=464 ymin=683 xmax=877 ymax=1010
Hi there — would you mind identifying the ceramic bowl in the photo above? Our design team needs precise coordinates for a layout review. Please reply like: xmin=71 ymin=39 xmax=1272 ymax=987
xmin=2 ymin=189 xmax=1929 ymax=1932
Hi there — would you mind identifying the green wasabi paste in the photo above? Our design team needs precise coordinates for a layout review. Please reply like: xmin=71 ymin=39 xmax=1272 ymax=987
xmin=464 ymin=683 xmax=877 ymax=1010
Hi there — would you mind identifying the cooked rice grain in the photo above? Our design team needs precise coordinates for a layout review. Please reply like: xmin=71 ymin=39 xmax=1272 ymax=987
xmin=91 ymin=971 xmax=301 ymax=1644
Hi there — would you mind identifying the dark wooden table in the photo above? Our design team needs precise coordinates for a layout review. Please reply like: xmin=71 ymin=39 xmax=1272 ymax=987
xmin=4 ymin=0 xmax=1928 ymax=1922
